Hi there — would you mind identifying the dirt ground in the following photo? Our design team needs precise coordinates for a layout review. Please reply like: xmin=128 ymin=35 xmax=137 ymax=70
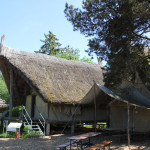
xmin=0 ymin=133 xmax=150 ymax=150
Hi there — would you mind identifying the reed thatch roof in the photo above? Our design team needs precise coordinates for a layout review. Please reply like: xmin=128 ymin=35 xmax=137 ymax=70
xmin=0 ymin=43 xmax=103 ymax=105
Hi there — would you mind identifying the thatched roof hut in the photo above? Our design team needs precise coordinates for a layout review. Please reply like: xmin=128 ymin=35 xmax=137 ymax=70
xmin=0 ymin=43 xmax=103 ymax=106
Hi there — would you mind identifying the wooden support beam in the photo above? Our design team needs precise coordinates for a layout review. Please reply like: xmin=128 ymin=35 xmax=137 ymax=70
xmin=12 ymin=72 xmax=20 ymax=105
xmin=93 ymin=81 xmax=97 ymax=132
xmin=71 ymin=115 xmax=75 ymax=135
xmin=48 ymin=103 xmax=50 ymax=119
xmin=127 ymin=102 xmax=131 ymax=150
xmin=46 ymin=123 xmax=50 ymax=135
xmin=71 ymin=122 xmax=75 ymax=135
xmin=9 ymin=68 xmax=13 ymax=118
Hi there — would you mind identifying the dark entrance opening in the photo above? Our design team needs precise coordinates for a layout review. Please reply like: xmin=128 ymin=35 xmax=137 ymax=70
xmin=31 ymin=95 xmax=36 ymax=118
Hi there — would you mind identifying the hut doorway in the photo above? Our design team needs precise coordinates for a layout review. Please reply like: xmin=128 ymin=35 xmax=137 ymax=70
xmin=31 ymin=95 xmax=36 ymax=118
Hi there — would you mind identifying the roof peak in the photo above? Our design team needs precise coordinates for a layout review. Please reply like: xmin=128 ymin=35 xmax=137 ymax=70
xmin=0 ymin=34 xmax=5 ymax=55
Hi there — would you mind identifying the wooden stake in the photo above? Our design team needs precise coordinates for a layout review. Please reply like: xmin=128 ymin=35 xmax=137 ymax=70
xmin=127 ymin=102 xmax=131 ymax=150
xmin=71 ymin=116 xmax=75 ymax=135
xmin=46 ymin=123 xmax=50 ymax=135
xmin=9 ymin=68 xmax=13 ymax=118
xmin=48 ymin=103 xmax=50 ymax=118
xmin=93 ymin=81 xmax=97 ymax=132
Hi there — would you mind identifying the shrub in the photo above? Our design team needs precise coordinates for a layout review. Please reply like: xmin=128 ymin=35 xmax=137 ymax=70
xmin=12 ymin=106 xmax=23 ymax=117
xmin=0 ymin=75 xmax=10 ymax=102
xmin=21 ymin=125 xmax=31 ymax=138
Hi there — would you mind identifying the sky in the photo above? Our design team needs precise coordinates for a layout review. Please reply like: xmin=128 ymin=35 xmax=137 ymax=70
xmin=0 ymin=0 xmax=97 ymax=63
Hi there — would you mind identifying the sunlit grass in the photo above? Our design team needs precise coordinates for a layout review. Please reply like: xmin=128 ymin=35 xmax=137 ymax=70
xmin=82 ymin=122 xmax=107 ymax=129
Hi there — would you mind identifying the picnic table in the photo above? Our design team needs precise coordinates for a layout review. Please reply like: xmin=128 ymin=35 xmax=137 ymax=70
xmin=67 ymin=132 xmax=101 ymax=150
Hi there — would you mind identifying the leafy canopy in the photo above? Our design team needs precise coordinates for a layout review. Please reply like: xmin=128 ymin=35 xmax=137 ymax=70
xmin=0 ymin=72 xmax=10 ymax=102
xmin=65 ymin=0 xmax=150 ymax=88
xmin=36 ymin=31 xmax=93 ymax=63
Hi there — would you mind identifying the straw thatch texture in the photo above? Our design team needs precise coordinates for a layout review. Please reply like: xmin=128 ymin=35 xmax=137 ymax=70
xmin=0 ymin=45 xmax=103 ymax=104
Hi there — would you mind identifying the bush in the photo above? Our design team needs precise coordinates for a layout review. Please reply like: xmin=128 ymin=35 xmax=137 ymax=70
xmin=0 ymin=75 xmax=10 ymax=102
xmin=0 ymin=133 xmax=7 ymax=138
xmin=0 ymin=132 xmax=16 ymax=138
xmin=21 ymin=125 xmax=31 ymax=138
xmin=12 ymin=106 xmax=23 ymax=117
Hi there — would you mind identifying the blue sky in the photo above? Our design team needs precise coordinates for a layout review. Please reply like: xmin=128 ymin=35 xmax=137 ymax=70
xmin=0 ymin=0 xmax=97 ymax=63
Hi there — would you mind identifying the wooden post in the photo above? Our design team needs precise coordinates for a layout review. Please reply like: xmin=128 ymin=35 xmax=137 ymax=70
xmin=71 ymin=122 xmax=75 ymax=135
xmin=127 ymin=102 xmax=131 ymax=150
xmin=71 ymin=116 xmax=75 ymax=135
xmin=21 ymin=105 xmax=24 ymax=120
xmin=93 ymin=81 xmax=97 ymax=132
xmin=48 ymin=103 xmax=50 ymax=119
xmin=9 ymin=68 xmax=13 ymax=118
xmin=46 ymin=123 xmax=50 ymax=135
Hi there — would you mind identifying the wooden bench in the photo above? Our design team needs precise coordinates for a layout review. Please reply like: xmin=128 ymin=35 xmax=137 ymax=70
xmin=86 ymin=141 xmax=112 ymax=150
xmin=56 ymin=140 xmax=78 ymax=150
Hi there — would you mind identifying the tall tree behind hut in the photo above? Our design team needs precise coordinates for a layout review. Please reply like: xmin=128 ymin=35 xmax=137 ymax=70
xmin=64 ymin=0 xmax=150 ymax=89
xmin=36 ymin=31 xmax=93 ymax=63
xmin=35 ymin=31 xmax=63 ymax=55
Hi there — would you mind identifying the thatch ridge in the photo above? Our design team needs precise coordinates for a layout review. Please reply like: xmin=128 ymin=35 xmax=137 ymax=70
xmin=0 ymin=45 xmax=103 ymax=104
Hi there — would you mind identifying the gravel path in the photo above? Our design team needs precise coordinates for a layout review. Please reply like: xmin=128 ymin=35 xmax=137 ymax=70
xmin=0 ymin=135 xmax=66 ymax=150
xmin=0 ymin=134 xmax=150 ymax=150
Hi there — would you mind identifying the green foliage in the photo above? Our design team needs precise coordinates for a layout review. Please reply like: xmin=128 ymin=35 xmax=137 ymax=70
xmin=35 ymin=31 xmax=62 ymax=55
xmin=131 ymin=0 xmax=150 ymax=18
xmin=65 ymin=0 xmax=150 ymax=88
xmin=55 ymin=46 xmax=80 ymax=60
xmin=80 ymin=56 xmax=93 ymax=63
xmin=21 ymin=125 xmax=30 ymax=138
xmin=0 ymin=132 xmax=16 ymax=138
xmin=7 ymin=132 xmax=16 ymax=138
xmin=0 ymin=72 xmax=10 ymax=102
xmin=0 ymin=132 xmax=17 ymax=138
xmin=82 ymin=122 xmax=107 ymax=129
xmin=0 ymin=133 xmax=7 ymax=138
xmin=36 ymin=31 xmax=93 ymax=63
xmin=5 ymin=106 xmax=23 ymax=117
xmin=0 ymin=125 xmax=30 ymax=138
xmin=12 ymin=106 xmax=22 ymax=117
xmin=0 ymin=131 xmax=20 ymax=138
xmin=97 ymin=122 xmax=107 ymax=129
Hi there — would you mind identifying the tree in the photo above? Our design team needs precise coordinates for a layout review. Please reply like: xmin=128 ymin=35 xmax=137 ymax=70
xmin=36 ymin=31 xmax=93 ymax=63
xmin=56 ymin=47 xmax=93 ymax=63
xmin=64 ymin=0 xmax=150 ymax=88
xmin=0 ymin=71 xmax=10 ymax=102
xmin=35 ymin=31 xmax=63 ymax=55
xmin=55 ymin=45 xmax=80 ymax=60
